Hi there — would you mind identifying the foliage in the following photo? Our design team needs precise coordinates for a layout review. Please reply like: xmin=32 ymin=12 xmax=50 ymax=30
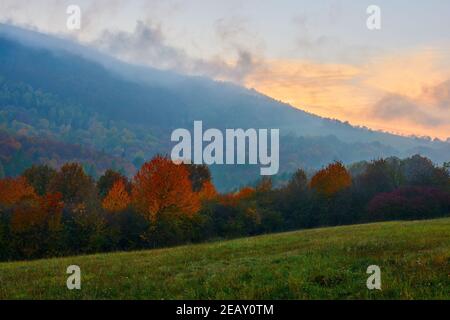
xmin=132 ymin=156 xmax=200 ymax=222
xmin=0 ymin=176 xmax=36 ymax=208
xmin=22 ymin=164 xmax=57 ymax=196
xmin=11 ymin=192 xmax=63 ymax=233
xmin=198 ymin=180 xmax=217 ymax=201
xmin=186 ymin=164 xmax=212 ymax=192
xmin=368 ymin=187 xmax=450 ymax=221
xmin=0 ymin=154 xmax=449 ymax=262
xmin=310 ymin=162 xmax=352 ymax=196
xmin=97 ymin=169 xmax=130 ymax=199
xmin=48 ymin=163 xmax=95 ymax=206
xmin=102 ymin=180 xmax=131 ymax=213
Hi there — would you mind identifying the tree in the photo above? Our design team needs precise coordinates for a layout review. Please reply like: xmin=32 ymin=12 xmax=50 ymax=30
xmin=10 ymin=192 xmax=64 ymax=259
xmin=444 ymin=162 xmax=450 ymax=191
xmin=0 ymin=177 xmax=36 ymax=208
xmin=39 ymin=192 xmax=64 ymax=231
xmin=310 ymin=162 xmax=352 ymax=196
xmin=0 ymin=162 xmax=5 ymax=179
xmin=278 ymin=169 xmax=311 ymax=229
xmin=22 ymin=164 xmax=57 ymax=196
xmin=256 ymin=177 xmax=272 ymax=193
xmin=11 ymin=192 xmax=63 ymax=233
xmin=97 ymin=169 xmax=129 ymax=199
xmin=402 ymin=155 xmax=448 ymax=188
xmin=367 ymin=186 xmax=450 ymax=221
xmin=286 ymin=169 xmax=308 ymax=195
xmin=63 ymin=203 xmax=107 ymax=254
xmin=186 ymin=164 xmax=212 ymax=192
xmin=132 ymin=155 xmax=200 ymax=222
xmin=238 ymin=187 xmax=256 ymax=199
xmin=444 ymin=162 xmax=450 ymax=174
xmin=355 ymin=159 xmax=401 ymax=199
xmin=198 ymin=180 xmax=217 ymax=201
xmin=48 ymin=163 xmax=96 ymax=206
xmin=102 ymin=180 xmax=131 ymax=213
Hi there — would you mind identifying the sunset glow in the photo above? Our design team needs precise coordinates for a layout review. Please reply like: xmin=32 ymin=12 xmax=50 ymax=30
xmin=244 ymin=48 xmax=450 ymax=139
xmin=1 ymin=0 xmax=449 ymax=139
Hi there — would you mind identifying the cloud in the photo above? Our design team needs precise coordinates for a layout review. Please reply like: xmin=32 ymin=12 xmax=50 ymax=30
xmin=371 ymin=94 xmax=441 ymax=127
xmin=367 ymin=78 xmax=450 ymax=138
xmin=92 ymin=20 xmax=259 ymax=83
xmin=244 ymin=59 xmax=371 ymax=119
xmin=88 ymin=17 xmax=450 ymax=138
xmin=214 ymin=16 xmax=248 ymax=43
xmin=421 ymin=79 xmax=450 ymax=110
xmin=1 ymin=1 xmax=449 ymax=139
xmin=291 ymin=12 xmax=378 ymax=65
xmin=93 ymin=21 xmax=183 ymax=69
xmin=243 ymin=48 xmax=450 ymax=139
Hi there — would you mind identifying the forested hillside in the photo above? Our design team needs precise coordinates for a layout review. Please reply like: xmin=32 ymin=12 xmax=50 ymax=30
xmin=1 ymin=25 xmax=450 ymax=189
xmin=0 ymin=130 xmax=134 ymax=178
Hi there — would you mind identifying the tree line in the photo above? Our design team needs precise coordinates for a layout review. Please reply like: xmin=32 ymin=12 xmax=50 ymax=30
xmin=0 ymin=154 xmax=449 ymax=261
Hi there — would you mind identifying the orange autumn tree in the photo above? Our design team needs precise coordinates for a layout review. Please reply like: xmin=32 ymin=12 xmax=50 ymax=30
xmin=218 ymin=186 xmax=255 ymax=207
xmin=310 ymin=162 xmax=352 ymax=196
xmin=11 ymin=192 xmax=64 ymax=233
xmin=0 ymin=177 xmax=36 ymax=208
xmin=102 ymin=180 xmax=131 ymax=213
xmin=198 ymin=180 xmax=217 ymax=201
xmin=132 ymin=155 xmax=200 ymax=221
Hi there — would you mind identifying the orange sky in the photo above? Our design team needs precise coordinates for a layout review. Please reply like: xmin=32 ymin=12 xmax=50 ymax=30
xmin=244 ymin=48 xmax=450 ymax=140
xmin=2 ymin=1 xmax=449 ymax=139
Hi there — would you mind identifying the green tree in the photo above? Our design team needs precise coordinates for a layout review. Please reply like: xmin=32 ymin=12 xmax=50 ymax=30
xmin=444 ymin=162 xmax=450 ymax=174
xmin=97 ymin=169 xmax=129 ymax=199
xmin=355 ymin=159 xmax=401 ymax=200
xmin=186 ymin=164 xmax=212 ymax=192
xmin=48 ymin=163 xmax=96 ymax=206
xmin=0 ymin=162 xmax=4 ymax=179
xmin=22 ymin=165 xmax=57 ymax=196
xmin=402 ymin=155 xmax=449 ymax=188
xmin=286 ymin=169 xmax=308 ymax=194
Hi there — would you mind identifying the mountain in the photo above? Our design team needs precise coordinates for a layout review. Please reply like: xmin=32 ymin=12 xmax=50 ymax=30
xmin=0 ymin=130 xmax=134 ymax=178
xmin=0 ymin=24 xmax=449 ymax=190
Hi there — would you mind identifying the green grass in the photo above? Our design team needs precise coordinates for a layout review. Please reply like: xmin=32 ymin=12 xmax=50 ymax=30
xmin=0 ymin=218 xmax=449 ymax=300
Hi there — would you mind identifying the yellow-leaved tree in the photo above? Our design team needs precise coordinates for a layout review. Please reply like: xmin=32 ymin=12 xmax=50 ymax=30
xmin=102 ymin=180 xmax=131 ymax=213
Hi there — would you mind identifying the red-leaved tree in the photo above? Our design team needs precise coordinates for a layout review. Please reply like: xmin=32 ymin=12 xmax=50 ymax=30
xmin=132 ymin=156 xmax=200 ymax=221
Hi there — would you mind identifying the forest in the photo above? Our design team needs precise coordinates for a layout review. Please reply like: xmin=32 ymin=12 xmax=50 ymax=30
xmin=2 ymin=33 xmax=450 ymax=191
xmin=1 ymin=154 xmax=449 ymax=262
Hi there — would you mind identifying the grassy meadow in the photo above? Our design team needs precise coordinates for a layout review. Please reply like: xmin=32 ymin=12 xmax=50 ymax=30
xmin=0 ymin=218 xmax=449 ymax=300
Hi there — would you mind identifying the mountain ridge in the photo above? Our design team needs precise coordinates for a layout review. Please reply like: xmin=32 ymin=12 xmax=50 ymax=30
xmin=1 ymin=23 xmax=447 ymax=145
xmin=1 ymin=24 xmax=449 ymax=189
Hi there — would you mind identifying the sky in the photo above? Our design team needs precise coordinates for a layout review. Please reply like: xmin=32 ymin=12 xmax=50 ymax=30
xmin=1 ymin=0 xmax=449 ymax=139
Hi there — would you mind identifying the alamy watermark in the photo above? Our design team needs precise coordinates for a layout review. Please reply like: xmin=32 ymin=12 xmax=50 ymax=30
xmin=367 ymin=5 xmax=381 ymax=30
xmin=171 ymin=121 xmax=279 ymax=175
xmin=366 ymin=265 xmax=382 ymax=290
xmin=66 ymin=4 xmax=381 ymax=32
xmin=66 ymin=265 xmax=81 ymax=290
xmin=66 ymin=5 xmax=81 ymax=30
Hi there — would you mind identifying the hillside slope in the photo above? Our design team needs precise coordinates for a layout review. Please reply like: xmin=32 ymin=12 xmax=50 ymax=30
xmin=1 ymin=24 xmax=449 ymax=189
xmin=0 ymin=218 xmax=449 ymax=299
xmin=1 ymin=24 xmax=447 ymax=147
xmin=0 ymin=130 xmax=135 ymax=177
